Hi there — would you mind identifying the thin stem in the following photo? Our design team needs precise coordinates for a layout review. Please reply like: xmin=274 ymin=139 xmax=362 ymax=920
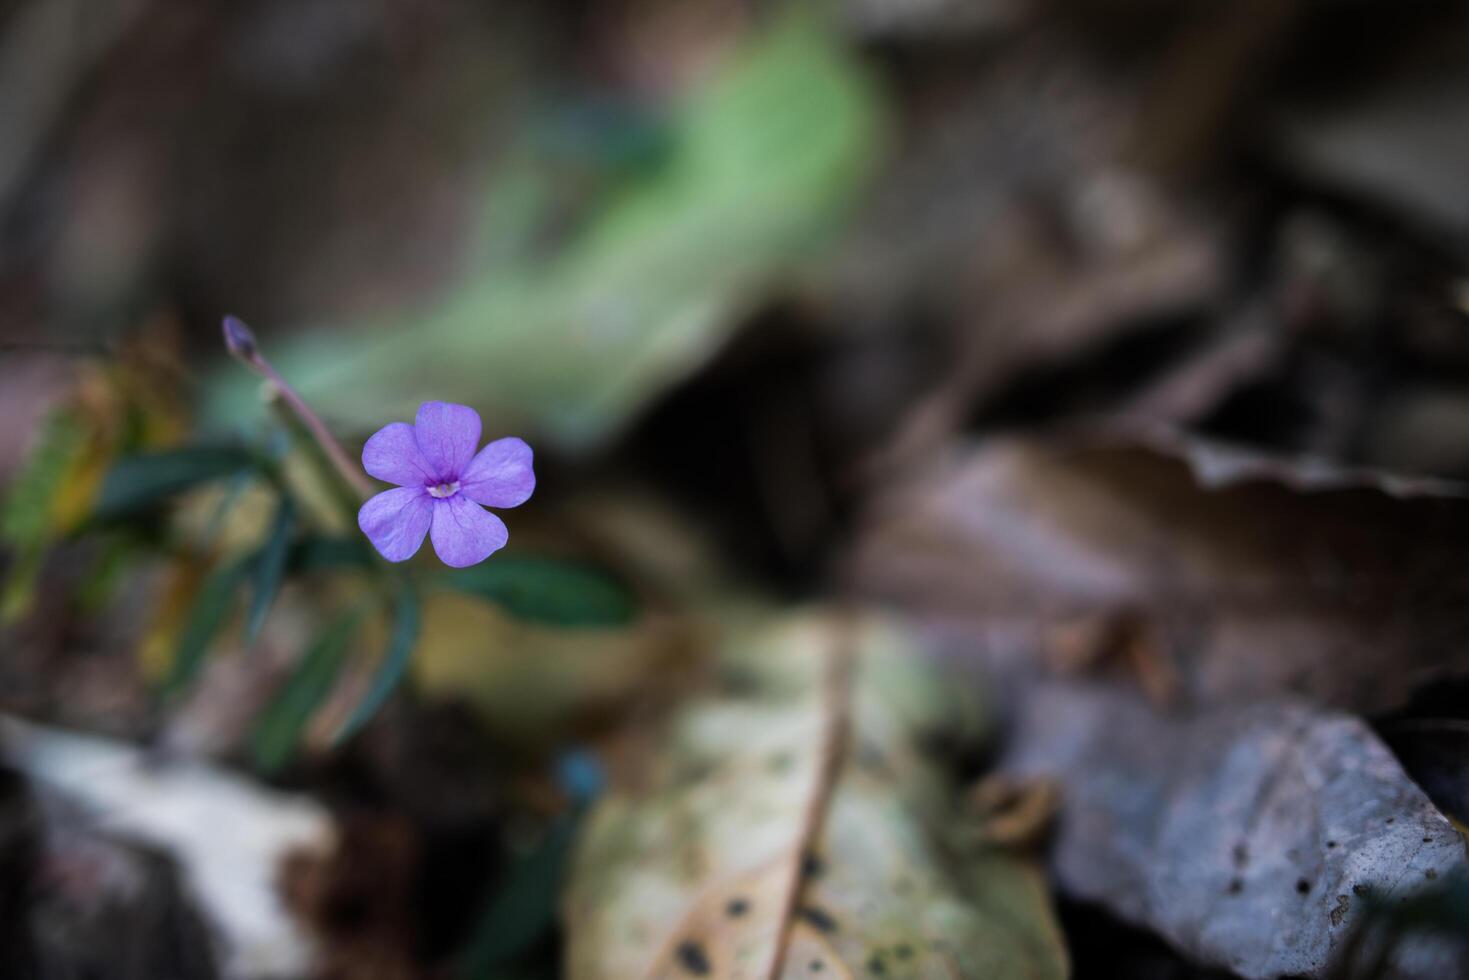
xmin=222 ymin=316 xmax=374 ymax=499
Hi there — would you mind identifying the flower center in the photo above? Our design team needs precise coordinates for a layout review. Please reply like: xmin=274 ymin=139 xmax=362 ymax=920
xmin=427 ymin=480 xmax=461 ymax=499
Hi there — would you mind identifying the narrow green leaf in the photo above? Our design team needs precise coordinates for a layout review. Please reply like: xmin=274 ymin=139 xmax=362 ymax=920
xmin=244 ymin=495 xmax=296 ymax=646
xmin=75 ymin=533 xmax=135 ymax=614
xmin=287 ymin=535 xmax=375 ymax=574
xmin=460 ymin=804 xmax=588 ymax=974
xmin=336 ymin=581 xmax=421 ymax=740
xmin=202 ymin=469 xmax=256 ymax=545
xmin=162 ymin=555 xmax=253 ymax=698
xmin=439 ymin=558 xmax=634 ymax=627
xmin=250 ymin=609 xmax=363 ymax=773
xmin=95 ymin=446 xmax=257 ymax=518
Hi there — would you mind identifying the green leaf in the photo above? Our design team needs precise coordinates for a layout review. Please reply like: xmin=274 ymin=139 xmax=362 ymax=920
xmin=249 ymin=609 xmax=364 ymax=773
xmin=336 ymin=581 xmax=421 ymax=740
xmin=439 ymin=557 xmax=634 ymax=627
xmin=162 ymin=555 xmax=253 ymax=698
xmin=244 ymin=495 xmax=296 ymax=646
xmin=75 ymin=533 xmax=135 ymax=614
xmin=206 ymin=11 xmax=883 ymax=451
xmin=95 ymin=446 xmax=257 ymax=518
xmin=288 ymin=535 xmax=375 ymax=574
xmin=460 ymin=805 xmax=587 ymax=975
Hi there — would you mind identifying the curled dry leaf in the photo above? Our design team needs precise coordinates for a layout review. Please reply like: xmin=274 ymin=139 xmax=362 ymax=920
xmin=1002 ymin=681 xmax=1468 ymax=979
xmin=564 ymin=611 xmax=1068 ymax=980
xmin=851 ymin=431 xmax=1469 ymax=713
xmin=1129 ymin=426 xmax=1469 ymax=499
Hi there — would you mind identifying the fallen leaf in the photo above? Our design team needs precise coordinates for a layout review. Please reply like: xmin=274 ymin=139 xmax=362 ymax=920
xmin=564 ymin=611 xmax=1068 ymax=979
xmin=1001 ymin=681 xmax=1468 ymax=979
xmin=851 ymin=430 xmax=1469 ymax=713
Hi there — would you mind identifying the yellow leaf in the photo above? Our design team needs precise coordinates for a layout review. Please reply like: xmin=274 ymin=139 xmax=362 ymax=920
xmin=137 ymin=557 xmax=209 ymax=681
xmin=409 ymin=592 xmax=697 ymax=746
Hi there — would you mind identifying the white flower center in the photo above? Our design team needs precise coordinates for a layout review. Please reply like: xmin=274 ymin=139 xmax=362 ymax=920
xmin=427 ymin=480 xmax=461 ymax=499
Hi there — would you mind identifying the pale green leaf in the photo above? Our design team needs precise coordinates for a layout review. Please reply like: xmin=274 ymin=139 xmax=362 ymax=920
xmin=564 ymin=612 xmax=1068 ymax=980
xmin=207 ymin=12 xmax=884 ymax=451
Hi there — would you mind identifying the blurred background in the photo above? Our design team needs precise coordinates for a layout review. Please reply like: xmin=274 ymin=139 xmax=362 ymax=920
xmin=4 ymin=1 xmax=1469 ymax=978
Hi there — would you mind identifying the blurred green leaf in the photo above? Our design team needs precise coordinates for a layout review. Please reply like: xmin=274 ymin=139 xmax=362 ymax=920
xmin=460 ymin=805 xmax=587 ymax=976
xmin=337 ymin=580 xmax=421 ymax=740
xmin=244 ymin=495 xmax=296 ymax=646
xmin=208 ymin=11 xmax=884 ymax=451
xmin=439 ymin=557 xmax=634 ymax=627
xmin=75 ymin=533 xmax=136 ymax=614
xmin=162 ymin=555 xmax=253 ymax=698
xmin=95 ymin=446 xmax=257 ymax=518
xmin=250 ymin=608 xmax=363 ymax=773
xmin=288 ymin=535 xmax=375 ymax=573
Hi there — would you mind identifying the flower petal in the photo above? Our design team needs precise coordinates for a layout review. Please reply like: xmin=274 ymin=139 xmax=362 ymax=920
xmin=460 ymin=437 xmax=535 ymax=509
xmin=414 ymin=401 xmax=481 ymax=480
xmin=429 ymin=495 xmax=508 ymax=568
xmin=358 ymin=487 xmax=432 ymax=562
xmin=362 ymin=422 xmax=433 ymax=487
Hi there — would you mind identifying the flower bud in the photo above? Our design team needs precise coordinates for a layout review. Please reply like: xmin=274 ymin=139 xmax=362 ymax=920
xmin=222 ymin=315 xmax=258 ymax=360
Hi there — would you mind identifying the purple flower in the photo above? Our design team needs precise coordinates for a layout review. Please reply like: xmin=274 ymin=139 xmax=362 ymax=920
xmin=358 ymin=402 xmax=534 ymax=567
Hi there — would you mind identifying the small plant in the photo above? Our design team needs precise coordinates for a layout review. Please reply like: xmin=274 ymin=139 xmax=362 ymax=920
xmin=1 ymin=316 xmax=633 ymax=771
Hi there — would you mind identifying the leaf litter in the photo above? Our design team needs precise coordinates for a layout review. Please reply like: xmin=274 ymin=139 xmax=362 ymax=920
xmin=852 ymin=428 xmax=1469 ymax=975
xmin=565 ymin=611 xmax=1068 ymax=980
xmin=10 ymin=2 xmax=1469 ymax=977
xmin=852 ymin=428 xmax=1469 ymax=714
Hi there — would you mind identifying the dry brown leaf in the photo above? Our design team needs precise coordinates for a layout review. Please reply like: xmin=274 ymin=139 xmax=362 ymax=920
xmin=851 ymin=430 xmax=1469 ymax=713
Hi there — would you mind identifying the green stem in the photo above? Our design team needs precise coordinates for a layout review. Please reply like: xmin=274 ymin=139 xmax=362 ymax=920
xmin=222 ymin=316 xmax=373 ymax=499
